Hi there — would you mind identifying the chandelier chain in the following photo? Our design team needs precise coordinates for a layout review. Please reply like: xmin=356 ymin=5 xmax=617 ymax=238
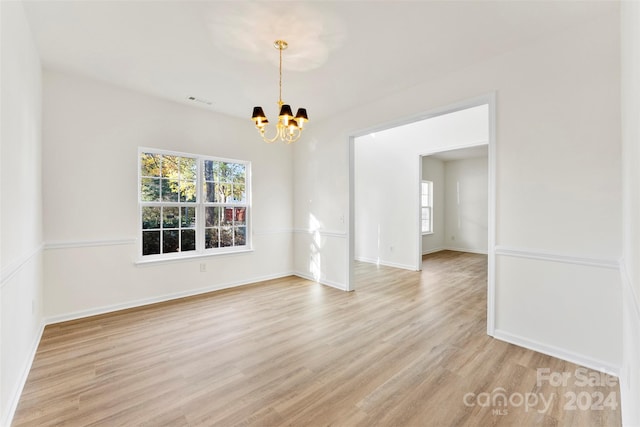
xmin=279 ymin=44 xmax=283 ymax=106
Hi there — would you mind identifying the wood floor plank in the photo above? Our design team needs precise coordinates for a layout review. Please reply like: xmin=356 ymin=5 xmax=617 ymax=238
xmin=12 ymin=251 xmax=621 ymax=426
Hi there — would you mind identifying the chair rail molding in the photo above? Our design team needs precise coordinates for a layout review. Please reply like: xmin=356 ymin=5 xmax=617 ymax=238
xmin=495 ymin=245 xmax=619 ymax=270
xmin=0 ymin=244 xmax=44 ymax=288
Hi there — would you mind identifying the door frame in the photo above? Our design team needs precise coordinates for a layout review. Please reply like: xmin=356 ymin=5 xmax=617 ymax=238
xmin=347 ymin=92 xmax=496 ymax=335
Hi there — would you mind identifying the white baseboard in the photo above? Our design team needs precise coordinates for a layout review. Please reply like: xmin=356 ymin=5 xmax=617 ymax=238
xmin=45 ymin=271 xmax=295 ymax=325
xmin=354 ymin=256 xmax=417 ymax=271
xmin=3 ymin=321 xmax=45 ymax=427
xmin=443 ymin=246 xmax=488 ymax=255
xmin=422 ymin=247 xmax=445 ymax=255
xmin=493 ymin=329 xmax=620 ymax=377
xmin=293 ymin=271 xmax=347 ymax=291
xmin=422 ymin=247 xmax=488 ymax=256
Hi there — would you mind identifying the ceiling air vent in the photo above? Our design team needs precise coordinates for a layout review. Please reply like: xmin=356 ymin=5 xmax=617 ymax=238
xmin=186 ymin=96 xmax=212 ymax=106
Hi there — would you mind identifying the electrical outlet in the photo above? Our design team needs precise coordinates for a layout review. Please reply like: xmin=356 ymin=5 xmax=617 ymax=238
xmin=200 ymin=263 xmax=206 ymax=273
xmin=451 ymin=235 xmax=455 ymax=241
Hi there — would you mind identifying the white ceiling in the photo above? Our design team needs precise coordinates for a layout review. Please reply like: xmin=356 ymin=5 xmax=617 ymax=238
xmin=22 ymin=0 xmax=615 ymax=123
xmin=357 ymin=103 xmax=488 ymax=155
xmin=428 ymin=144 xmax=488 ymax=162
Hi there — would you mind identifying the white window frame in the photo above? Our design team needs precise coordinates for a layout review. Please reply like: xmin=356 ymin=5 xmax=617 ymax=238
xmin=421 ymin=180 xmax=433 ymax=235
xmin=138 ymin=147 xmax=251 ymax=262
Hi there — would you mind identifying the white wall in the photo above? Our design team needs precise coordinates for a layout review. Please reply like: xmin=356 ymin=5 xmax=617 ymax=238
xmin=294 ymin=10 xmax=622 ymax=371
xmin=0 ymin=1 xmax=44 ymax=425
xmin=352 ymin=105 xmax=488 ymax=270
xmin=354 ymin=136 xmax=416 ymax=269
xmin=42 ymin=69 xmax=294 ymax=321
xmin=422 ymin=156 xmax=444 ymax=254
xmin=444 ymin=157 xmax=488 ymax=254
xmin=620 ymin=1 xmax=640 ymax=425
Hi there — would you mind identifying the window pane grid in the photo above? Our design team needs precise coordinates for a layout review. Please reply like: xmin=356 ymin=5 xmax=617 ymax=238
xmin=141 ymin=153 xmax=197 ymax=203
xmin=421 ymin=181 xmax=433 ymax=233
xmin=141 ymin=205 xmax=197 ymax=255
xmin=204 ymin=206 xmax=247 ymax=249
xmin=140 ymin=150 xmax=250 ymax=259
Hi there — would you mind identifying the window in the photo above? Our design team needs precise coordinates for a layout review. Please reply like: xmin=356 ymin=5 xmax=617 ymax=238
xmin=421 ymin=180 xmax=433 ymax=234
xmin=139 ymin=148 xmax=250 ymax=260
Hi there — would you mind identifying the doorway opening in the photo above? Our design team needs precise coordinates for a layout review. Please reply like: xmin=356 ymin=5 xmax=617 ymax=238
xmin=420 ymin=145 xmax=489 ymax=258
xmin=348 ymin=94 xmax=495 ymax=335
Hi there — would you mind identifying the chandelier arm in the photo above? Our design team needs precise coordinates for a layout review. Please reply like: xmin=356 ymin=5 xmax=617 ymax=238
xmin=283 ymin=127 xmax=302 ymax=144
xmin=260 ymin=123 xmax=284 ymax=143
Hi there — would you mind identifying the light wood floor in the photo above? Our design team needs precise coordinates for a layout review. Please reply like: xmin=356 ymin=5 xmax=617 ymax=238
xmin=13 ymin=251 xmax=620 ymax=426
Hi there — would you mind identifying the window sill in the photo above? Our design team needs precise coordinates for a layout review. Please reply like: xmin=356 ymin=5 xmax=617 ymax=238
xmin=422 ymin=232 xmax=434 ymax=236
xmin=135 ymin=248 xmax=254 ymax=266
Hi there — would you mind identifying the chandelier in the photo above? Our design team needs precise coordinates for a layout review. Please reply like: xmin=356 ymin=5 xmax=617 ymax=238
xmin=251 ymin=40 xmax=309 ymax=144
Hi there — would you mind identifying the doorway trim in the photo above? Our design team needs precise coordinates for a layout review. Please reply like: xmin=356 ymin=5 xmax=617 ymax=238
xmin=348 ymin=92 xmax=496 ymax=336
